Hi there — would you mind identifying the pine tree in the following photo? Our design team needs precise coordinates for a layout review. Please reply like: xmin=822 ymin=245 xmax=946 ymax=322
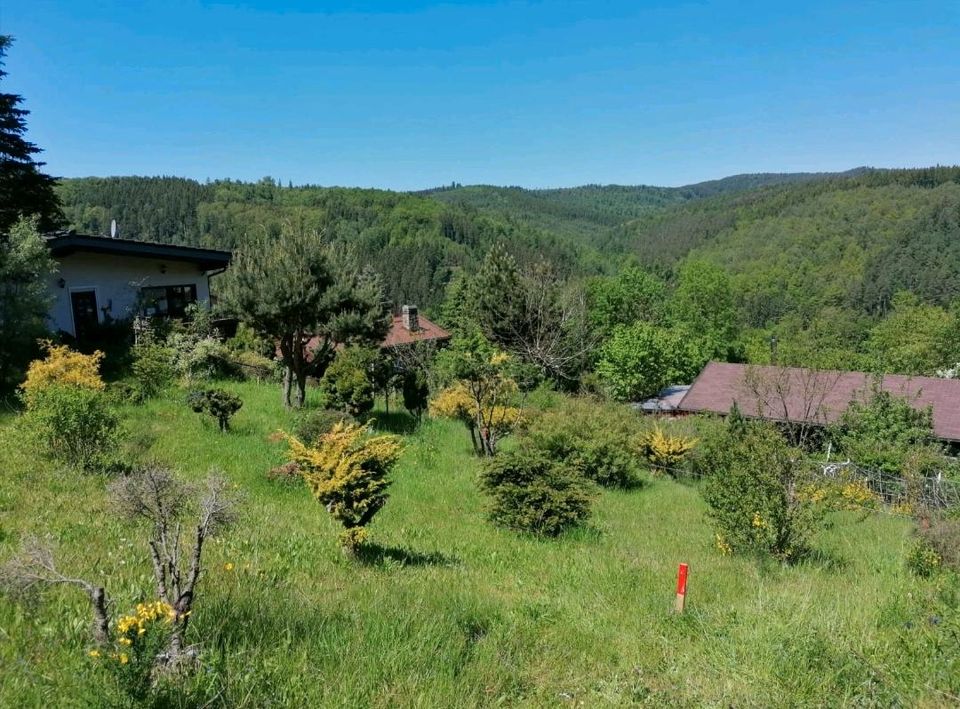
xmin=0 ymin=36 xmax=62 ymax=232
xmin=218 ymin=223 xmax=391 ymax=408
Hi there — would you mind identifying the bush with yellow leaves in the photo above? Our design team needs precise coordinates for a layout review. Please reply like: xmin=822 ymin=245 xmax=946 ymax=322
xmin=432 ymin=332 xmax=525 ymax=456
xmin=284 ymin=421 xmax=404 ymax=554
xmin=429 ymin=383 xmax=522 ymax=457
xmin=20 ymin=341 xmax=105 ymax=403
xmin=636 ymin=425 xmax=697 ymax=474
xmin=19 ymin=342 xmax=118 ymax=471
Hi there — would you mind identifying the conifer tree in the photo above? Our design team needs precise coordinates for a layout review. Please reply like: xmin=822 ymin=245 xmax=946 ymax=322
xmin=0 ymin=36 xmax=62 ymax=232
xmin=218 ymin=223 xmax=390 ymax=408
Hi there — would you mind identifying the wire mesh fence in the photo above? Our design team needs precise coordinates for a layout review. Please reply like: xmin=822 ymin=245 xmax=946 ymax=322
xmin=655 ymin=458 xmax=960 ymax=515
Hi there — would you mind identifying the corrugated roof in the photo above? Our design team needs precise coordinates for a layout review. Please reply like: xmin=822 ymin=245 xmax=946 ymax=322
xmin=678 ymin=361 xmax=960 ymax=442
xmin=637 ymin=385 xmax=691 ymax=413
xmin=382 ymin=313 xmax=451 ymax=348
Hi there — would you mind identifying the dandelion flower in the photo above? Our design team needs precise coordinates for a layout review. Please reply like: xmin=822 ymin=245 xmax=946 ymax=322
xmin=119 ymin=653 xmax=129 ymax=665
xmin=224 ymin=562 xmax=235 ymax=572
xmin=88 ymin=649 xmax=100 ymax=658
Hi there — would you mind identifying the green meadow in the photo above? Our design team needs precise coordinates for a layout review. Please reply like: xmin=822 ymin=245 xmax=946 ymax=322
xmin=0 ymin=381 xmax=956 ymax=707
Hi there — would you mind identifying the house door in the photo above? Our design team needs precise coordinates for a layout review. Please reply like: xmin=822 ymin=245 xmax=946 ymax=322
xmin=70 ymin=290 xmax=99 ymax=340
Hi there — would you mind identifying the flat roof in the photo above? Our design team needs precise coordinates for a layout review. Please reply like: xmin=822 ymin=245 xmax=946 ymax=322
xmin=45 ymin=232 xmax=231 ymax=271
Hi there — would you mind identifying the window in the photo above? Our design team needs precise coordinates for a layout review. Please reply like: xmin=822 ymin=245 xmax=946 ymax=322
xmin=141 ymin=284 xmax=198 ymax=318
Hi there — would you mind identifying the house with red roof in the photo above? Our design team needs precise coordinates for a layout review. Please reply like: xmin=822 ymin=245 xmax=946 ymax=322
xmin=676 ymin=361 xmax=960 ymax=443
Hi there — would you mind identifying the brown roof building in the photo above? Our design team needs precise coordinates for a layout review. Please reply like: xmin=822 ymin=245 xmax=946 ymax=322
xmin=677 ymin=362 xmax=960 ymax=443
xmin=382 ymin=305 xmax=451 ymax=348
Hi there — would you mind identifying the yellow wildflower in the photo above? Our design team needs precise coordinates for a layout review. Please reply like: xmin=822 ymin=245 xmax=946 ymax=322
xmin=119 ymin=653 xmax=129 ymax=665
xmin=88 ymin=649 xmax=101 ymax=658
xmin=224 ymin=562 xmax=235 ymax=572
xmin=118 ymin=637 xmax=132 ymax=646
xmin=715 ymin=534 xmax=733 ymax=556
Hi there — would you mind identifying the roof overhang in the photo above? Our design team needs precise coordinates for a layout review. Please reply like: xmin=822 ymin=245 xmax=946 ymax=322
xmin=45 ymin=233 xmax=231 ymax=271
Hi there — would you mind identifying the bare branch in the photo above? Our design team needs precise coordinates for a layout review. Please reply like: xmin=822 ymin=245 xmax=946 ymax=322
xmin=0 ymin=536 xmax=110 ymax=645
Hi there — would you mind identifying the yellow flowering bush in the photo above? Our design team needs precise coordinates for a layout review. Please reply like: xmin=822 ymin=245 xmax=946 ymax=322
xmin=798 ymin=476 xmax=880 ymax=512
xmin=284 ymin=422 xmax=404 ymax=554
xmin=433 ymin=332 xmax=524 ymax=455
xmin=90 ymin=600 xmax=176 ymax=702
xmin=19 ymin=342 xmax=119 ymax=471
xmin=636 ymin=426 xmax=697 ymax=473
xmin=20 ymin=341 xmax=105 ymax=404
xmin=429 ymin=383 xmax=522 ymax=456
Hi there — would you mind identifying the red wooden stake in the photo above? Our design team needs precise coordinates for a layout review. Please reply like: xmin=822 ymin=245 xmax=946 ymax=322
xmin=675 ymin=563 xmax=689 ymax=613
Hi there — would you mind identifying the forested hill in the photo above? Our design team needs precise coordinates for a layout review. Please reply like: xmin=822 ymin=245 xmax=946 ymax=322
xmin=422 ymin=169 xmax=864 ymax=248
xmin=54 ymin=167 xmax=960 ymax=334
xmin=620 ymin=166 xmax=960 ymax=323
xmin=55 ymin=177 xmax=599 ymax=310
xmin=54 ymin=169 xmax=859 ymax=310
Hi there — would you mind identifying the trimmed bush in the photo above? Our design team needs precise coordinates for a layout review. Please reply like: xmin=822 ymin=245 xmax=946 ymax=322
xmin=187 ymin=388 xmax=243 ymax=432
xmin=524 ymin=398 xmax=642 ymax=488
xmin=479 ymin=449 xmax=594 ymax=536
xmin=294 ymin=409 xmax=355 ymax=444
xmin=636 ymin=425 xmax=698 ymax=474
xmin=284 ymin=422 xmax=404 ymax=554
xmin=319 ymin=346 xmax=378 ymax=417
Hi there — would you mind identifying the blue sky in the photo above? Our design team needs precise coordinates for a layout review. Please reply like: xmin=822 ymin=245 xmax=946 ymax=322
xmin=2 ymin=1 xmax=958 ymax=189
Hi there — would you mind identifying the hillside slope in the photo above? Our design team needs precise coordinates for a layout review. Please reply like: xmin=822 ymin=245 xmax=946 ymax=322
xmin=620 ymin=167 xmax=960 ymax=326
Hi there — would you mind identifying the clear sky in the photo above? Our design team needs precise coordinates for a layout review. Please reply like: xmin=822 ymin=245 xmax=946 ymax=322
xmin=2 ymin=1 xmax=958 ymax=190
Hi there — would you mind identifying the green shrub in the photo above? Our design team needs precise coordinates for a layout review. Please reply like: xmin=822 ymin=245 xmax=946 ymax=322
xmin=228 ymin=350 xmax=280 ymax=382
xmin=295 ymin=409 xmax=355 ymax=444
xmin=168 ymin=333 xmax=231 ymax=381
xmin=914 ymin=515 xmax=960 ymax=573
xmin=186 ymin=388 xmax=243 ymax=432
xmin=131 ymin=342 xmax=174 ymax=400
xmin=400 ymin=368 xmax=430 ymax=420
xmin=319 ymin=346 xmax=378 ymax=416
xmin=702 ymin=421 xmax=821 ymax=561
xmin=524 ymin=398 xmax=642 ymax=488
xmin=22 ymin=384 xmax=120 ymax=472
xmin=479 ymin=449 xmax=594 ymax=536
xmin=907 ymin=541 xmax=943 ymax=578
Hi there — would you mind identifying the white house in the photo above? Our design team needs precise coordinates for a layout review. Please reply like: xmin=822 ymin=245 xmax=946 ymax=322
xmin=44 ymin=231 xmax=231 ymax=339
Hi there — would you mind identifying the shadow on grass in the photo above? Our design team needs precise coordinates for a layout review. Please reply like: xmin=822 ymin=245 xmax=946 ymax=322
xmin=368 ymin=411 xmax=420 ymax=435
xmin=355 ymin=542 xmax=460 ymax=568
xmin=797 ymin=547 xmax=848 ymax=572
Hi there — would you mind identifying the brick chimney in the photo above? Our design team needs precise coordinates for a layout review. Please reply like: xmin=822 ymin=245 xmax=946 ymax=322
xmin=401 ymin=304 xmax=419 ymax=332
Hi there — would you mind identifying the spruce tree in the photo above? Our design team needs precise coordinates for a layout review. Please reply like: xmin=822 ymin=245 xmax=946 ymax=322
xmin=0 ymin=36 xmax=62 ymax=232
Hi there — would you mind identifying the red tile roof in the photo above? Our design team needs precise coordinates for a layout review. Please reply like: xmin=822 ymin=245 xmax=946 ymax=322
xmin=381 ymin=313 xmax=451 ymax=348
xmin=678 ymin=362 xmax=960 ymax=442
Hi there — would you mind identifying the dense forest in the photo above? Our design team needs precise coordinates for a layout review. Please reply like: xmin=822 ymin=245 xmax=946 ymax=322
xmin=55 ymin=166 xmax=960 ymax=377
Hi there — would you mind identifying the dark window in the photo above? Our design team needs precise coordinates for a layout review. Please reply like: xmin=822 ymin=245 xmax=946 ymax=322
xmin=141 ymin=284 xmax=198 ymax=318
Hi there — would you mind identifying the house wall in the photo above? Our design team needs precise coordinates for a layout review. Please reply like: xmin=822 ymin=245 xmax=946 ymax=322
xmin=48 ymin=252 xmax=212 ymax=336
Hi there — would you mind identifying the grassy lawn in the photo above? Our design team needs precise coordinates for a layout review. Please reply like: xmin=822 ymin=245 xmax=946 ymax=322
xmin=0 ymin=380 xmax=956 ymax=706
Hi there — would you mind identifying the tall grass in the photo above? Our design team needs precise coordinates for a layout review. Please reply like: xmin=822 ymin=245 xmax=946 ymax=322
xmin=0 ymin=381 xmax=956 ymax=706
